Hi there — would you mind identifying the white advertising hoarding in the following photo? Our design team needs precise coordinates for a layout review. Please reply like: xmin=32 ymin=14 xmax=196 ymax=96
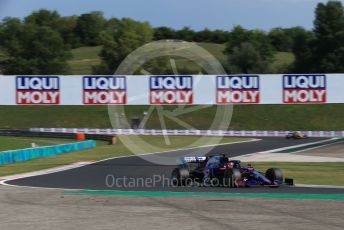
xmin=0 ymin=74 xmax=343 ymax=105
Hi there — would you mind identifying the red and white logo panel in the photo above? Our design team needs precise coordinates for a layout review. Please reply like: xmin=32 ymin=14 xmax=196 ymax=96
xmin=16 ymin=76 xmax=60 ymax=105
xmin=283 ymin=75 xmax=326 ymax=104
xmin=83 ymin=76 xmax=127 ymax=104
xmin=216 ymin=75 xmax=260 ymax=104
xmin=149 ymin=76 xmax=193 ymax=104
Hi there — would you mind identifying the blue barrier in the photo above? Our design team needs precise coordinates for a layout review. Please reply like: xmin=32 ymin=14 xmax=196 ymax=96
xmin=0 ymin=140 xmax=96 ymax=165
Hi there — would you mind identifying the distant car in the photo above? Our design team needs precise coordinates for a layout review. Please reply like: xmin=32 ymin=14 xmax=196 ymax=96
xmin=286 ymin=131 xmax=308 ymax=139
xmin=171 ymin=155 xmax=293 ymax=188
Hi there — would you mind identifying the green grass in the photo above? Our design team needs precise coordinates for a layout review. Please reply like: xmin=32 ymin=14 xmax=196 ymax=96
xmin=67 ymin=43 xmax=293 ymax=75
xmin=67 ymin=43 xmax=227 ymax=75
xmin=165 ymin=42 xmax=228 ymax=74
xmin=0 ymin=106 xmax=111 ymax=128
xmin=68 ymin=46 xmax=102 ymax=74
xmin=270 ymin=52 xmax=295 ymax=73
xmin=0 ymin=49 xmax=7 ymax=60
xmin=228 ymin=104 xmax=344 ymax=130
xmin=4 ymin=41 xmax=295 ymax=75
xmin=0 ymin=136 xmax=246 ymax=176
xmin=0 ymin=104 xmax=343 ymax=130
xmin=0 ymin=136 xmax=75 ymax=152
xmin=197 ymin=42 xmax=227 ymax=65
xmin=246 ymin=162 xmax=344 ymax=186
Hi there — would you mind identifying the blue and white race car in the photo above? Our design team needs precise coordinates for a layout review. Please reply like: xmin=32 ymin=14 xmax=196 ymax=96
xmin=171 ymin=155 xmax=293 ymax=188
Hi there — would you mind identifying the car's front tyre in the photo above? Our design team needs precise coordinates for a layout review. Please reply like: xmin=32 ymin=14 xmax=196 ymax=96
xmin=265 ymin=168 xmax=283 ymax=185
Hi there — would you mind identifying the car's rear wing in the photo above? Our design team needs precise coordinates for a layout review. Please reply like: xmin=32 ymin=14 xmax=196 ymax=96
xmin=176 ymin=156 xmax=207 ymax=166
xmin=183 ymin=156 xmax=207 ymax=163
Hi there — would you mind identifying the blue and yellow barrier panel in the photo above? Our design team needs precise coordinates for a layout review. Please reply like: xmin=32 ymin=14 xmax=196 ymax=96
xmin=0 ymin=140 xmax=96 ymax=165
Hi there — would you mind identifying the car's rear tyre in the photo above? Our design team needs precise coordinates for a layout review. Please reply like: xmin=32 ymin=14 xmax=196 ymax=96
xmin=286 ymin=135 xmax=292 ymax=139
xmin=265 ymin=168 xmax=283 ymax=184
xmin=171 ymin=168 xmax=190 ymax=186
xmin=223 ymin=168 xmax=242 ymax=188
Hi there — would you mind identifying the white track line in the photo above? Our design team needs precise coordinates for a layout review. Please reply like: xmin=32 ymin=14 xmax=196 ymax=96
xmin=290 ymin=139 xmax=344 ymax=154
xmin=228 ymin=138 xmax=344 ymax=164
xmin=92 ymin=138 xmax=261 ymax=164
xmin=296 ymin=184 xmax=344 ymax=189
xmin=259 ymin=138 xmax=339 ymax=154
xmin=229 ymin=138 xmax=337 ymax=160
xmin=0 ymin=161 xmax=95 ymax=181
xmin=0 ymin=138 xmax=260 ymax=188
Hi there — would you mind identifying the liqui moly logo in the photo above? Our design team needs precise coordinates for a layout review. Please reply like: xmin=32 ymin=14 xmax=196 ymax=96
xmin=16 ymin=76 xmax=60 ymax=104
xmin=216 ymin=75 xmax=260 ymax=104
xmin=150 ymin=76 xmax=193 ymax=104
xmin=83 ymin=76 xmax=127 ymax=104
xmin=283 ymin=75 xmax=326 ymax=103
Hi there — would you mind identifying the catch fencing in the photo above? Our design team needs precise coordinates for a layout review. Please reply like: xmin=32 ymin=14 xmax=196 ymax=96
xmin=30 ymin=128 xmax=344 ymax=137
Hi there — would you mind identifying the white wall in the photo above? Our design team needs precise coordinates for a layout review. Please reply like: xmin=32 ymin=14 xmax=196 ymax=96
xmin=0 ymin=74 xmax=343 ymax=105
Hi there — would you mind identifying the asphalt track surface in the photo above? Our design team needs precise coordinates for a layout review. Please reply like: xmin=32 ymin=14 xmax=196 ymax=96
xmin=6 ymin=137 xmax=344 ymax=194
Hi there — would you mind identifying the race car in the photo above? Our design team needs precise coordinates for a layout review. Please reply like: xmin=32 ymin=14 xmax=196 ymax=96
xmin=171 ymin=155 xmax=293 ymax=188
xmin=286 ymin=131 xmax=308 ymax=139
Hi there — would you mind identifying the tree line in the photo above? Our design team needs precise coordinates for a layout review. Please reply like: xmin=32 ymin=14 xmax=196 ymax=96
xmin=0 ymin=1 xmax=343 ymax=74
